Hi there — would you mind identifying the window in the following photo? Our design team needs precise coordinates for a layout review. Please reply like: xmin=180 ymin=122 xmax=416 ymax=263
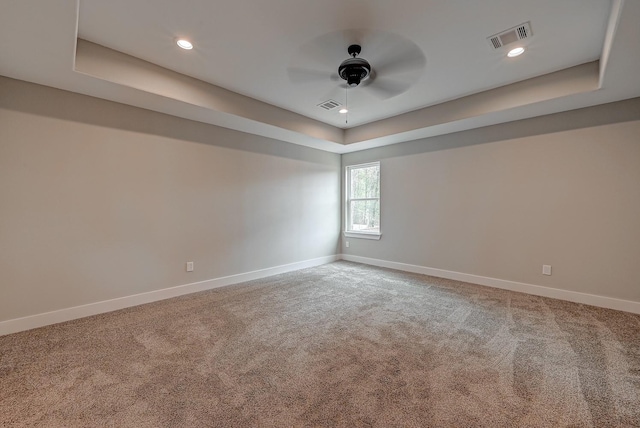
xmin=345 ymin=162 xmax=381 ymax=239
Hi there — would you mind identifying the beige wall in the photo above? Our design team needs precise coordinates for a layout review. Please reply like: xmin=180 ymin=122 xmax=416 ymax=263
xmin=0 ymin=77 xmax=341 ymax=322
xmin=343 ymin=99 xmax=640 ymax=303
xmin=2 ymin=75 xmax=639 ymax=324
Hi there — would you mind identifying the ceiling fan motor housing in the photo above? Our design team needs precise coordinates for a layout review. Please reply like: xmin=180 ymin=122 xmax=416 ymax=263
xmin=339 ymin=45 xmax=371 ymax=87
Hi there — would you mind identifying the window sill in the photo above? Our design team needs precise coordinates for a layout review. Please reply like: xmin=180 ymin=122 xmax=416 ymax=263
xmin=344 ymin=231 xmax=382 ymax=240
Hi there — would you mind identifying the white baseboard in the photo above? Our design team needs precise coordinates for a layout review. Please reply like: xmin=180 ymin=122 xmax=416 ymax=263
xmin=4 ymin=253 xmax=637 ymax=336
xmin=0 ymin=255 xmax=338 ymax=336
xmin=339 ymin=254 xmax=640 ymax=314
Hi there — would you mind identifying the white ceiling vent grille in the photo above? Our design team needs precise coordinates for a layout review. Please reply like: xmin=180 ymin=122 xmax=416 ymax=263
xmin=487 ymin=22 xmax=532 ymax=50
xmin=317 ymin=100 xmax=341 ymax=110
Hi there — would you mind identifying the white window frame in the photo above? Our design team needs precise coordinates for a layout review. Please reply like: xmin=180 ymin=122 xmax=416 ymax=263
xmin=344 ymin=161 xmax=382 ymax=240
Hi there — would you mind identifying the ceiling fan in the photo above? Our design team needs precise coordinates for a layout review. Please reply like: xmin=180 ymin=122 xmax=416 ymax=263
xmin=338 ymin=44 xmax=371 ymax=87
xmin=287 ymin=30 xmax=426 ymax=100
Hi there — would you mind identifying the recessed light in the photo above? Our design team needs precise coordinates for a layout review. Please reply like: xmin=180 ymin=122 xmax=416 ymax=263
xmin=177 ymin=39 xmax=193 ymax=50
xmin=339 ymin=108 xmax=348 ymax=114
xmin=507 ymin=47 xmax=525 ymax=58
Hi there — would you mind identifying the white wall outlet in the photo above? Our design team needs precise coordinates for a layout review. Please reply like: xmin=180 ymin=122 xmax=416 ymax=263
xmin=542 ymin=265 xmax=552 ymax=275
xmin=346 ymin=241 xmax=350 ymax=248
xmin=186 ymin=261 xmax=194 ymax=272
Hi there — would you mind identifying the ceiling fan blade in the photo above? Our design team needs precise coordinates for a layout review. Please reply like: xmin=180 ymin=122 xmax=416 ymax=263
xmin=357 ymin=31 xmax=390 ymax=57
xmin=363 ymin=77 xmax=411 ymax=100
xmin=372 ymin=42 xmax=426 ymax=76
xmin=287 ymin=67 xmax=334 ymax=84
xmin=290 ymin=29 xmax=362 ymax=70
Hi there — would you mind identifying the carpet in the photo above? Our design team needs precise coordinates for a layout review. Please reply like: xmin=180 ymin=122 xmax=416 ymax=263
xmin=1 ymin=261 xmax=639 ymax=427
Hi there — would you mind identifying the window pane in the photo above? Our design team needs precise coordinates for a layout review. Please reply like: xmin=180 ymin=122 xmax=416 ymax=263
xmin=350 ymin=165 xmax=380 ymax=199
xmin=349 ymin=200 xmax=380 ymax=232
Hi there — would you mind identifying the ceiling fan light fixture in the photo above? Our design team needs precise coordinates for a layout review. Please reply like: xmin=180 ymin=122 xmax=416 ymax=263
xmin=507 ymin=46 xmax=525 ymax=57
xmin=339 ymin=108 xmax=348 ymax=114
xmin=339 ymin=58 xmax=371 ymax=87
xmin=338 ymin=45 xmax=371 ymax=87
xmin=176 ymin=39 xmax=193 ymax=50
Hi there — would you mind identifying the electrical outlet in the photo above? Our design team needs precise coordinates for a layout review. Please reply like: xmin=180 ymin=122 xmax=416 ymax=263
xmin=186 ymin=261 xmax=194 ymax=272
xmin=346 ymin=241 xmax=350 ymax=248
xmin=542 ymin=265 xmax=552 ymax=275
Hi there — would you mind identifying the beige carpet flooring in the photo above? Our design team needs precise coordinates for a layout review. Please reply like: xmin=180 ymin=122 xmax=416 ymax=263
xmin=1 ymin=261 xmax=639 ymax=427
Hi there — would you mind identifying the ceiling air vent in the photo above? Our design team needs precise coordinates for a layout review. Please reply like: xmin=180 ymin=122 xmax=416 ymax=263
xmin=487 ymin=22 xmax=532 ymax=50
xmin=317 ymin=99 xmax=341 ymax=110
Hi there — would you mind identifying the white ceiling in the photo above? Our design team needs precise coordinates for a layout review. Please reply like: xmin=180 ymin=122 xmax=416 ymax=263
xmin=1 ymin=0 xmax=640 ymax=153
xmin=78 ymin=0 xmax=609 ymax=128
